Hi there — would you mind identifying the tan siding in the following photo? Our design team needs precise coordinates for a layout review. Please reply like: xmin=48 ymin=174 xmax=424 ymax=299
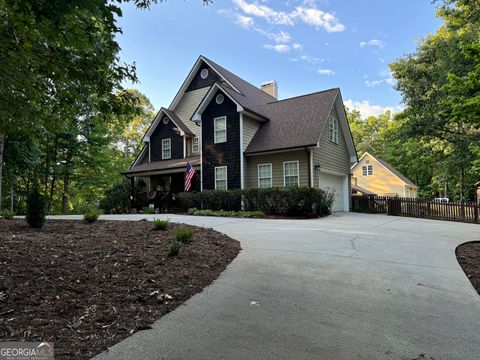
xmin=312 ymin=106 xmax=351 ymax=187
xmin=173 ymin=87 xmax=209 ymax=138
xmin=245 ymin=150 xmax=309 ymax=188
xmin=242 ymin=115 xmax=260 ymax=151
xmin=351 ymin=153 xmax=410 ymax=196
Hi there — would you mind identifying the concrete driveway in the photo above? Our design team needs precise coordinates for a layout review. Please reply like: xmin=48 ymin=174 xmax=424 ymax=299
xmin=53 ymin=213 xmax=479 ymax=359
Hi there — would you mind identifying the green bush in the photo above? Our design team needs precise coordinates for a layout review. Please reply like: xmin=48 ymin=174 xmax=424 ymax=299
xmin=178 ymin=189 xmax=242 ymax=211
xmin=83 ymin=208 xmax=101 ymax=223
xmin=169 ymin=240 xmax=182 ymax=256
xmin=141 ymin=206 xmax=155 ymax=214
xmin=153 ymin=218 xmax=169 ymax=230
xmin=26 ymin=186 xmax=47 ymax=228
xmin=188 ymin=208 xmax=265 ymax=218
xmin=1 ymin=209 xmax=15 ymax=219
xmin=180 ymin=187 xmax=330 ymax=218
xmin=175 ymin=227 xmax=194 ymax=244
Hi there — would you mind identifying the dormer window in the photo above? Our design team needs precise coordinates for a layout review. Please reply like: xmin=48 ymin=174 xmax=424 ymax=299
xmin=192 ymin=137 xmax=199 ymax=154
xmin=214 ymin=116 xmax=227 ymax=143
xmin=329 ymin=116 xmax=339 ymax=144
xmin=162 ymin=138 xmax=171 ymax=159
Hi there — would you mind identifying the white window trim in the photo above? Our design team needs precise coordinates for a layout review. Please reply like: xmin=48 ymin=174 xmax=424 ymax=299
xmin=214 ymin=116 xmax=227 ymax=144
xmin=258 ymin=163 xmax=272 ymax=188
xmin=214 ymin=166 xmax=228 ymax=190
xmin=192 ymin=137 xmax=199 ymax=154
xmin=329 ymin=116 xmax=339 ymax=144
xmin=283 ymin=161 xmax=300 ymax=187
xmin=162 ymin=138 xmax=171 ymax=160
xmin=362 ymin=165 xmax=373 ymax=176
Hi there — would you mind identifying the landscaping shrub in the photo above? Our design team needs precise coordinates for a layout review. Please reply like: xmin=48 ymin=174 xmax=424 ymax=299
xmin=178 ymin=189 xmax=242 ymax=211
xmin=153 ymin=218 xmax=169 ymax=230
xmin=141 ymin=206 xmax=155 ymax=214
xmin=26 ymin=186 xmax=47 ymax=228
xmin=179 ymin=187 xmax=331 ymax=218
xmin=1 ymin=209 xmax=15 ymax=219
xmin=175 ymin=227 xmax=194 ymax=244
xmin=83 ymin=208 xmax=101 ymax=223
xmin=169 ymin=240 xmax=182 ymax=256
xmin=188 ymin=208 xmax=265 ymax=218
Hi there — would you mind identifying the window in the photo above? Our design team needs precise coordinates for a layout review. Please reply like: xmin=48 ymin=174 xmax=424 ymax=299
xmin=214 ymin=116 xmax=227 ymax=143
xmin=192 ymin=137 xmax=199 ymax=154
xmin=200 ymin=68 xmax=209 ymax=79
xmin=162 ymin=138 xmax=171 ymax=159
xmin=362 ymin=165 xmax=373 ymax=176
xmin=215 ymin=166 xmax=227 ymax=190
xmin=258 ymin=164 xmax=272 ymax=188
xmin=329 ymin=116 xmax=339 ymax=144
xmin=283 ymin=161 xmax=299 ymax=187
xmin=216 ymin=94 xmax=224 ymax=104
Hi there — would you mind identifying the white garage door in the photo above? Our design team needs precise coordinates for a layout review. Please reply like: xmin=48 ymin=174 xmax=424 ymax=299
xmin=318 ymin=173 xmax=348 ymax=212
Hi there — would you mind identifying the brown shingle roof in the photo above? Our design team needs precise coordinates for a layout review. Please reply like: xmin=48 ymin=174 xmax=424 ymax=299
xmin=124 ymin=155 xmax=200 ymax=175
xmin=204 ymin=57 xmax=277 ymax=106
xmin=162 ymin=108 xmax=194 ymax=136
xmin=375 ymin=157 xmax=416 ymax=187
xmin=245 ymin=88 xmax=339 ymax=154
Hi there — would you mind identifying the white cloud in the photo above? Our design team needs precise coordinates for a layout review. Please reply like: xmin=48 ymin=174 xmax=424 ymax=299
xmin=292 ymin=6 xmax=345 ymax=32
xmin=385 ymin=77 xmax=396 ymax=86
xmin=263 ymin=44 xmax=291 ymax=53
xmin=292 ymin=43 xmax=303 ymax=50
xmin=232 ymin=0 xmax=345 ymax=32
xmin=344 ymin=99 xmax=402 ymax=119
xmin=235 ymin=15 xmax=255 ymax=29
xmin=271 ymin=30 xmax=291 ymax=44
xmin=289 ymin=54 xmax=322 ymax=65
xmin=365 ymin=79 xmax=383 ymax=87
xmin=318 ymin=68 xmax=335 ymax=75
xmin=360 ymin=39 xmax=385 ymax=48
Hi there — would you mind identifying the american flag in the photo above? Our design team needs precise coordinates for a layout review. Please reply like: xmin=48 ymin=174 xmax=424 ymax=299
xmin=184 ymin=162 xmax=196 ymax=192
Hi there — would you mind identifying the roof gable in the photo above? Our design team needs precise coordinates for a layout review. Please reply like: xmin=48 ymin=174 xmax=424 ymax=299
xmin=143 ymin=107 xmax=193 ymax=142
xmin=245 ymin=89 xmax=339 ymax=153
xmin=353 ymin=152 xmax=417 ymax=187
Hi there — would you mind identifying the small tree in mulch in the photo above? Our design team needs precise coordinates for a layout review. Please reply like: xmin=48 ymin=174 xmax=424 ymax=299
xmin=26 ymin=186 xmax=47 ymax=228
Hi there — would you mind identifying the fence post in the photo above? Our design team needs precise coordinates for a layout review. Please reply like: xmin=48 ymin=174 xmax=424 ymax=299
xmin=475 ymin=205 xmax=479 ymax=224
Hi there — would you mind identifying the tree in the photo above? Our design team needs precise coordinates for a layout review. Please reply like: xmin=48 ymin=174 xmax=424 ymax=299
xmin=390 ymin=0 xmax=480 ymax=200
xmin=0 ymin=0 xmax=209 ymax=210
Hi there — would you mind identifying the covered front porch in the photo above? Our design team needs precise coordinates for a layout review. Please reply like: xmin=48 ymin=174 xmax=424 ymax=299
xmin=123 ymin=156 xmax=200 ymax=213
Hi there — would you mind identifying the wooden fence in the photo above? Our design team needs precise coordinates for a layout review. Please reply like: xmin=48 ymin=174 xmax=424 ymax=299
xmin=352 ymin=196 xmax=479 ymax=224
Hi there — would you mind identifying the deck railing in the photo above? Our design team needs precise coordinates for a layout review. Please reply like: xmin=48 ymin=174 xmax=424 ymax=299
xmin=352 ymin=196 xmax=479 ymax=224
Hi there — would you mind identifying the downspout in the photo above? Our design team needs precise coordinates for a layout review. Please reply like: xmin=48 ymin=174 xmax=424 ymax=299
xmin=305 ymin=147 xmax=312 ymax=188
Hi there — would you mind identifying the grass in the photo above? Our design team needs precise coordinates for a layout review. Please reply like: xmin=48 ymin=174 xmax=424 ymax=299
xmin=175 ymin=227 xmax=194 ymax=244
xmin=169 ymin=239 xmax=182 ymax=256
xmin=187 ymin=208 xmax=265 ymax=218
xmin=153 ymin=218 xmax=169 ymax=230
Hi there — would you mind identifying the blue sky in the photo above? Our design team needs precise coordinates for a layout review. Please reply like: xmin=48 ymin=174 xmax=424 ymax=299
xmin=117 ymin=0 xmax=442 ymax=118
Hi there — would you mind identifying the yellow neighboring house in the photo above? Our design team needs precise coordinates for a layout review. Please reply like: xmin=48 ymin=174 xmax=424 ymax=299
xmin=351 ymin=152 xmax=418 ymax=198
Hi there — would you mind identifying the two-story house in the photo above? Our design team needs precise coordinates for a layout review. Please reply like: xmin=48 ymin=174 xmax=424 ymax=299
xmin=124 ymin=56 xmax=357 ymax=212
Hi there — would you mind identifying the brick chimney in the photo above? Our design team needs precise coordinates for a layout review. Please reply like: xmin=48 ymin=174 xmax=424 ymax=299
xmin=260 ymin=80 xmax=278 ymax=99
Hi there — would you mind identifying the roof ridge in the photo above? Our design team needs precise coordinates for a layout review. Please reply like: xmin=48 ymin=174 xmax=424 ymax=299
xmin=202 ymin=55 xmax=277 ymax=102
xmin=266 ymin=88 xmax=339 ymax=105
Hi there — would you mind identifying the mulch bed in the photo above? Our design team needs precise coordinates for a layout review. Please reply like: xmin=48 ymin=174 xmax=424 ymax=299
xmin=456 ymin=241 xmax=480 ymax=295
xmin=0 ymin=219 xmax=240 ymax=359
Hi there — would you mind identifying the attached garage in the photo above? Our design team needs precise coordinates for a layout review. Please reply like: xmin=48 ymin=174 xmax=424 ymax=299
xmin=318 ymin=172 xmax=349 ymax=212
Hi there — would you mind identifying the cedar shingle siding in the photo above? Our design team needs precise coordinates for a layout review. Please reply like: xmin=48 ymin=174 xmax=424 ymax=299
xmin=186 ymin=64 xmax=221 ymax=92
xmin=202 ymin=90 xmax=241 ymax=190
xmin=150 ymin=119 xmax=183 ymax=161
